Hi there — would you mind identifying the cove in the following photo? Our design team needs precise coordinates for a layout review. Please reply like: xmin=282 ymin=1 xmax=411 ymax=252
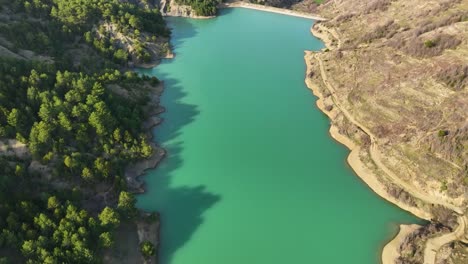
xmin=137 ymin=8 xmax=419 ymax=264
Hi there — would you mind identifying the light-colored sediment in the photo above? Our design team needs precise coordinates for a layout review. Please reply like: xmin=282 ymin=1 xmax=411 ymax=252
xmin=382 ymin=224 xmax=422 ymax=264
xmin=306 ymin=22 xmax=467 ymax=264
xmin=307 ymin=28 xmax=463 ymax=215
xmin=219 ymin=1 xmax=326 ymax=21
xmin=304 ymin=51 xmax=432 ymax=221
xmin=0 ymin=139 xmax=30 ymax=159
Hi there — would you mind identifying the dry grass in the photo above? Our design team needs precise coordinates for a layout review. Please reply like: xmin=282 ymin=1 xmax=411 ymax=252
xmin=390 ymin=33 xmax=462 ymax=58
xmin=362 ymin=0 xmax=394 ymax=14
xmin=303 ymin=0 xmax=468 ymax=209
xmin=436 ymin=64 xmax=468 ymax=91
xmin=360 ymin=19 xmax=399 ymax=43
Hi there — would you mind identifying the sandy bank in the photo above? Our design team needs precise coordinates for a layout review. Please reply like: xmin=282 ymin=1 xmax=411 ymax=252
xmin=304 ymin=51 xmax=431 ymax=221
xmin=219 ymin=1 xmax=327 ymax=21
xmin=382 ymin=224 xmax=421 ymax=264
xmin=304 ymin=23 xmax=436 ymax=264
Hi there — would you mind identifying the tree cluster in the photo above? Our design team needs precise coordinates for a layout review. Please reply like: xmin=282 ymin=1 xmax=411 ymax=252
xmin=175 ymin=0 xmax=221 ymax=16
xmin=0 ymin=0 xmax=164 ymax=262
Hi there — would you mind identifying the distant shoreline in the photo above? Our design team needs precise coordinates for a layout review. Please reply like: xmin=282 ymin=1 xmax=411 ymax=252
xmin=219 ymin=1 xmax=327 ymax=21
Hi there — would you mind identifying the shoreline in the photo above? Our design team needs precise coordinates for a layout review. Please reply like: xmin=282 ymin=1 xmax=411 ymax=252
xmin=381 ymin=224 xmax=421 ymax=264
xmin=304 ymin=50 xmax=431 ymax=221
xmin=304 ymin=24 xmax=433 ymax=264
xmin=134 ymin=7 xmax=464 ymax=264
xmin=218 ymin=1 xmax=327 ymax=21
xmin=306 ymin=20 xmax=467 ymax=264
xmin=124 ymin=82 xmax=167 ymax=264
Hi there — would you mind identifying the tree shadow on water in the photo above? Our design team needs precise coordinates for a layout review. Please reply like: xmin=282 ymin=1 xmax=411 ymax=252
xmin=165 ymin=17 xmax=199 ymax=53
xmin=137 ymin=72 xmax=221 ymax=264
xmin=217 ymin=7 xmax=235 ymax=17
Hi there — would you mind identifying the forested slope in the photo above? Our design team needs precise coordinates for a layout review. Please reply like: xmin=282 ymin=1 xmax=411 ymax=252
xmin=0 ymin=0 xmax=168 ymax=263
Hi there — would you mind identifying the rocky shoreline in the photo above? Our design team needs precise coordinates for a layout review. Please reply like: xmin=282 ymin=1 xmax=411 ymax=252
xmin=122 ymin=82 xmax=167 ymax=264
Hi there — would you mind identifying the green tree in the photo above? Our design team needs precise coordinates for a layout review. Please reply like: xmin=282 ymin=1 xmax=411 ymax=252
xmin=140 ymin=241 xmax=155 ymax=259
xmin=117 ymin=191 xmax=137 ymax=219
xmin=113 ymin=49 xmax=128 ymax=64
xmin=88 ymin=102 xmax=115 ymax=136
xmin=140 ymin=139 xmax=153 ymax=158
xmin=98 ymin=207 xmax=120 ymax=228
xmin=47 ymin=196 xmax=60 ymax=210
xmin=58 ymin=112 xmax=72 ymax=131
xmin=81 ymin=167 xmax=94 ymax=182
xmin=99 ymin=232 xmax=114 ymax=248
xmin=94 ymin=157 xmax=110 ymax=178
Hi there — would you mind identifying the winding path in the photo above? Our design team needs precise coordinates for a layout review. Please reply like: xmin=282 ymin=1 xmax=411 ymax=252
xmin=313 ymin=52 xmax=463 ymax=215
xmin=423 ymin=215 xmax=467 ymax=264
xmin=310 ymin=24 xmax=466 ymax=264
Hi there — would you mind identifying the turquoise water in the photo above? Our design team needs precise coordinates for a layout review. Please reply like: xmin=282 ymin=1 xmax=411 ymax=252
xmin=137 ymin=8 xmax=419 ymax=264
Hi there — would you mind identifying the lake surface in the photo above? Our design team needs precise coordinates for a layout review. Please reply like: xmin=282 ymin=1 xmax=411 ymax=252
xmin=137 ymin=8 xmax=418 ymax=264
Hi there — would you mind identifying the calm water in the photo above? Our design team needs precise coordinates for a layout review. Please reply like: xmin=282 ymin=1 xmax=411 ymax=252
xmin=137 ymin=8 xmax=418 ymax=264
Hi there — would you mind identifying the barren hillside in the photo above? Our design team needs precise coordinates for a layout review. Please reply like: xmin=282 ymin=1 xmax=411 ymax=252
xmin=301 ymin=0 xmax=467 ymax=263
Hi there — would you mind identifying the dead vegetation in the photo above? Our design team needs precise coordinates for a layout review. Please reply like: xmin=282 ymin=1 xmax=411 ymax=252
xmin=362 ymin=0 xmax=394 ymax=14
xmin=414 ymin=11 xmax=468 ymax=37
xmin=435 ymin=241 xmax=468 ymax=264
xmin=390 ymin=33 xmax=461 ymax=58
xmin=436 ymin=64 xmax=468 ymax=91
xmin=397 ymin=223 xmax=452 ymax=264
xmin=360 ymin=19 xmax=401 ymax=43
xmin=303 ymin=0 xmax=468 ymax=219
xmin=298 ymin=0 xmax=468 ymax=261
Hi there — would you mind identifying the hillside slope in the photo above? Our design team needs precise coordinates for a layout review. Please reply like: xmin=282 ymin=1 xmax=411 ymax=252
xmin=0 ymin=0 xmax=169 ymax=263
xmin=301 ymin=0 xmax=467 ymax=263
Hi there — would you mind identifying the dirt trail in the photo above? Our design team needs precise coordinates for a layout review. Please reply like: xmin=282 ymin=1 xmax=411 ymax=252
xmin=423 ymin=215 xmax=467 ymax=264
xmin=309 ymin=23 xmax=467 ymax=264
xmin=314 ymin=52 xmax=463 ymax=214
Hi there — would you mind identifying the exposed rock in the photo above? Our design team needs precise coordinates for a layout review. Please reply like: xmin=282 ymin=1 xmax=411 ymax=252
xmin=158 ymin=0 xmax=214 ymax=18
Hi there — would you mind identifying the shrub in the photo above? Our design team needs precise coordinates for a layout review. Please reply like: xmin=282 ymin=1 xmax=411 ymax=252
xmin=424 ymin=40 xmax=436 ymax=48
xmin=140 ymin=241 xmax=156 ymax=259
xmin=438 ymin=130 xmax=448 ymax=138
xmin=440 ymin=181 xmax=448 ymax=191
